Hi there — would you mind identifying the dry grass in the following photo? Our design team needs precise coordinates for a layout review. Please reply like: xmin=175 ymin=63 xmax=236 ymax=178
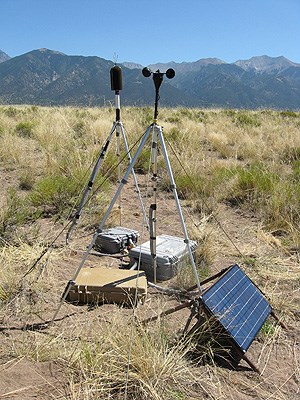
xmin=0 ymin=241 xmax=63 ymax=325
xmin=0 ymin=105 xmax=299 ymax=399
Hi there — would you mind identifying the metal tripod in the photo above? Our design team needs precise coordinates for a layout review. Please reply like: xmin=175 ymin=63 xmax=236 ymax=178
xmin=51 ymin=68 xmax=202 ymax=323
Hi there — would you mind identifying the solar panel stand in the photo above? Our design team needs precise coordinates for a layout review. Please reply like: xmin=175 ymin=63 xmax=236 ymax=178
xmin=270 ymin=310 xmax=288 ymax=330
xmin=143 ymin=303 xmax=262 ymax=373
xmin=189 ymin=265 xmax=274 ymax=373
xmin=142 ymin=264 xmax=286 ymax=374
xmin=234 ymin=347 xmax=261 ymax=374
xmin=182 ymin=299 xmax=201 ymax=334
xmin=183 ymin=301 xmax=262 ymax=373
xmin=142 ymin=299 xmax=192 ymax=326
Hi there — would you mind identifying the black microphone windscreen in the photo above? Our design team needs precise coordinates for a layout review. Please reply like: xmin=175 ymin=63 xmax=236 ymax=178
xmin=110 ymin=65 xmax=123 ymax=91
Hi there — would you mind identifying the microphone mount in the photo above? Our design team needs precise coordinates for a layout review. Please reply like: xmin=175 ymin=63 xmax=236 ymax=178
xmin=110 ymin=65 xmax=123 ymax=122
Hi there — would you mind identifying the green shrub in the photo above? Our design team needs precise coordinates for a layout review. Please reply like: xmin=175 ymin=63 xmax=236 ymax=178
xmin=29 ymin=174 xmax=79 ymax=215
xmin=237 ymin=164 xmax=276 ymax=192
xmin=139 ymin=107 xmax=153 ymax=126
xmin=280 ymin=110 xmax=298 ymax=118
xmin=159 ymin=169 xmax=205 ymax=199
xmin=29 ymin=170 xmax=111 ymax=219
xmin=223 ymin=109 xmax=236 ymax=118
xmin=74 ymin=109 xmax=94 ymax=119
xmin=213 ymin=163 xmax=300 ymax=242
xmin=15 ymin=121 xmax=35 ymax=138
xmin=0 ymin=189 xmax=39 ymax=244
xmin=178 ymin=108 xmax=194 ymax=118
xmin=234 ymin=112 xmax=261 ymax=128
xmin=165 ymin=115 xmax=180 ymax=123
xmin=173 ymin=108 xmax=208 ymax=123
xmin=267 ymin=180 xmax=300 ymax=229
xmin=260 ymin=320 xmax=276 ymax=337
xmin=176 ymin=173 xmax=206 ymax=199
xmin=98 ymin=150 xmax=122 ymax=182
xmin=30 ymin=105 xmax=39 ymax=113
xmin=3 ymin=106 xmax=20 ymax=118
xmin=221 ymin=164 xmax=278 ymax=205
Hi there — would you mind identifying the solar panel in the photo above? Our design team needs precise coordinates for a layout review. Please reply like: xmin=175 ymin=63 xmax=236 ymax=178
xmin=200 ymin=264 xmax=271 ymax=353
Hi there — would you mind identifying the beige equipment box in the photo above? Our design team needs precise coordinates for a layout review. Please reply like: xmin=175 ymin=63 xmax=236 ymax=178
xmin=66 ymin=267 xmax=147 ymax=306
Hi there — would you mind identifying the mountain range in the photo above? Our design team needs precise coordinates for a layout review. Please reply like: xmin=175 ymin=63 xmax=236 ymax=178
xmin=0 ymin=50 xmax=10 ymax=63
xmin=0 ymin=48 xmax=299 ymax=109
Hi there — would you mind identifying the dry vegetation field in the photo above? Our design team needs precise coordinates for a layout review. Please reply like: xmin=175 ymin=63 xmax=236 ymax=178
xmin=0 ymin=105 xmax=299 ymax=399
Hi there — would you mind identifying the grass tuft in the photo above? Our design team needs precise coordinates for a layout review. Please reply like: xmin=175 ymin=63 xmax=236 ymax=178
xmin=15 ymin=121 xmax=36 ymax=138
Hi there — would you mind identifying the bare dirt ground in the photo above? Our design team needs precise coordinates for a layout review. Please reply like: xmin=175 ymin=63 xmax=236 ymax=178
xmin=0 ymin=171 xmax=299 ymax=399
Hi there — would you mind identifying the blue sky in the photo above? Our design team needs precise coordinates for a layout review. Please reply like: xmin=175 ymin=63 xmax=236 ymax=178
xmin=1 ymin=0 xmax=300 ymax=65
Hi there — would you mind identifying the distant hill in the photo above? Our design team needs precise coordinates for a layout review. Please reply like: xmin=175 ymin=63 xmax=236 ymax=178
xmin=171 ymin=62 xmax=300 ymax=109
xmin=234 ymin=55 xmax=300 ymax=72
xmin=0 ymin=49 xmax=191 ymax=107
xmin=0 ymin=48 xmax=299 ymax=109
xmin=0 ymin=49 xmax=10 ymax=63
xmin=148 ymin=58 xmax=226 ymax=73
xmin=121 ymin=61 xmax=144 ymax=70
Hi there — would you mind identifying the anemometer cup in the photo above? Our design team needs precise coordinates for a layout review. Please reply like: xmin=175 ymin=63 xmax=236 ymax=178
xmin=166 ymin=68 xmax=175 ymax=79
xmin=142 ymin=67 xmax=152 ymax=77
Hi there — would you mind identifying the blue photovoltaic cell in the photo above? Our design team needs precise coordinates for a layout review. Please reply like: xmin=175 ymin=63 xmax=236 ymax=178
xmin=200 ymin=264 xmax=271 ymax=352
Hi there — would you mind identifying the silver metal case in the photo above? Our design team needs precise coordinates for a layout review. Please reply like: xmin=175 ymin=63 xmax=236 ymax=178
xmin=94 ymin=226 xmax=139 ymax=254
xmin=129 ymin=234 xmax=197 ymax=281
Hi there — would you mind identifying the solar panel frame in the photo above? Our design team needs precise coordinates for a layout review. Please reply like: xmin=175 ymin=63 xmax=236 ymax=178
xmin=200 ymin=264 xmax=272 ymax=352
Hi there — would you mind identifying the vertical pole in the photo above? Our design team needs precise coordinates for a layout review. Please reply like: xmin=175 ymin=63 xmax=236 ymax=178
xmin=150 ymin=124 xmax=159 ymax=283
xmin=154 ymin=89 xmax=159 ymax=123
xmin=115 ymin=90 xmax=121 ymax=122
xmin=116 ymin=123 xmax=122 ymax=226
xmin=158 ymin=127 xmax=202 ymax=293
xmin=149 ymin=73 xmax=163 ymax=283
xmin=115 ymin=91 xmax=122 ymax=225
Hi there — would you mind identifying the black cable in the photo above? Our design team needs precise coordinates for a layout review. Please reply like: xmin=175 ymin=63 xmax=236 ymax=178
xmin=22 ymin=219 xmax=72 ymax=278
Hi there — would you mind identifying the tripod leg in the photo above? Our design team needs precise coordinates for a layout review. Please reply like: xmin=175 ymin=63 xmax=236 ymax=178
xmin=66 ymin=122 xmax=117 ymax=243
xmin=158 ymin=126 xmax=202 ymax=293
xmin=119 ymin=122 xmax=149 ymax=230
